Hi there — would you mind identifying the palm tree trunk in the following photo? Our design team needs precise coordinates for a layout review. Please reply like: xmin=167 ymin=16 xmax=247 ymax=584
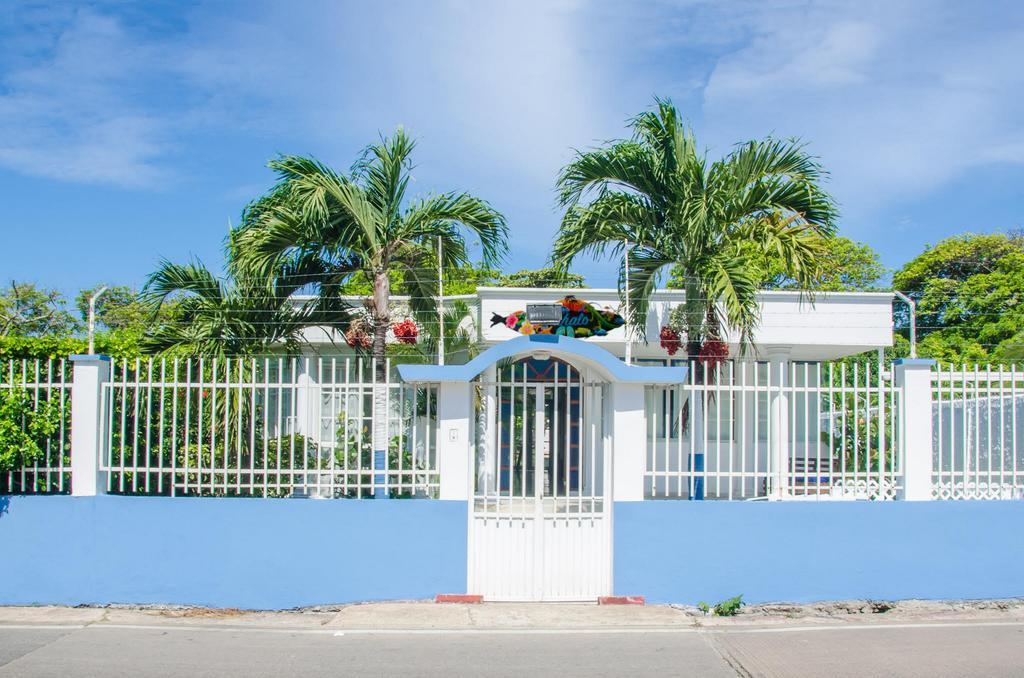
xmin=371 ymin=270 xmax=390 ymax=499
xmin=372 ymin=271 xmax=390 ymax=382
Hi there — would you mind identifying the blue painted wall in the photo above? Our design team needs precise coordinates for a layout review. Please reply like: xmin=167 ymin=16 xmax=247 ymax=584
xmin=0 ymin=495 xmax=467 ymax=609
xmin=615 ymin=500 xmax=1024 ymax=604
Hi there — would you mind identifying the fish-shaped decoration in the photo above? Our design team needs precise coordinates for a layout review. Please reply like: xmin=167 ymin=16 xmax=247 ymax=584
xmin=489 ymin=295 xmax=625 ymax=338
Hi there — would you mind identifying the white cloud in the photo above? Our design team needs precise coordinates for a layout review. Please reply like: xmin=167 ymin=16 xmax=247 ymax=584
xmin=0 ymin=9 xmax=173 ymax=186
xmin=698 ymin=1 xmax=1024 ymax=222
xmin=2 ymin=0 xmax=1022 ymax=261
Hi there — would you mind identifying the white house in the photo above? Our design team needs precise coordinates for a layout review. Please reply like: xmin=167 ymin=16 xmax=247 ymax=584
xmin=285 ymin=287 xmax=897 ymax=509
xmin=297 ymin=286 xmax=895 ymax=363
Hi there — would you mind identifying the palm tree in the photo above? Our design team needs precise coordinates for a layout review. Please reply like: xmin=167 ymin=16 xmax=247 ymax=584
xmin=553 ymin=98 xmax=837 ymax=361
xmin=141 ymin=258 xmax=334 ymax=357
xmin=231 ymin=128 xmax=508 ymax=496
xmin=232 ymin=129 xmax=507 ymax=375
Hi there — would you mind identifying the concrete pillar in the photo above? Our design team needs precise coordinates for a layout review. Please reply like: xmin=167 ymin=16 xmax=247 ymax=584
xmin=894 ymin=358 xmax=936 ymax=500
xmin=70 ymin=355 xmax=111 ymax=496
xmin=767 ymin=347 xmax=791 ymax=500
xmin=437 ymin=382 xmax=472 ymax=500
xmin=612 ymin=382 xmax=645 ymax=501
xmin=478 ymin=364 xmax=497 ymax=495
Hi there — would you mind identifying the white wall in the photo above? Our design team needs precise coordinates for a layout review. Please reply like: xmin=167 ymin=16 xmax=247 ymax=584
xmin=478 ymin=287 xmax=893 ymax=362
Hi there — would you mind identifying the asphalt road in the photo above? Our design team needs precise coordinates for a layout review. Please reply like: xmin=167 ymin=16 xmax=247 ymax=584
xmin=2 ymin=621 xmax=1024 ymax=677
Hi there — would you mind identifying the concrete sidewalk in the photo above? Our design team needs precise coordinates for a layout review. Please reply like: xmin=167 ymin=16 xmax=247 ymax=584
xmin=1 ymin=598 xmax=1023 ymax=632
xmin=3 ymin=602 xmax=1024 ymax=678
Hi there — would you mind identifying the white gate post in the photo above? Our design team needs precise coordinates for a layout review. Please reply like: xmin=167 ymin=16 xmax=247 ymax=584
xmin=894 ymin=358 xmax=936 ymax=500
xmin=437 ymin=382 xmax=472 ymax=500
xmin=70 ymin=354 xmax=111 ymax=496
xmin=611 ymin=383 xmax=645 ymax=501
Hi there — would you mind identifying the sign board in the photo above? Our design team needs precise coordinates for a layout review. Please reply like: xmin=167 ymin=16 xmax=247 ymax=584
xmin=526 ymin=304 xmax=564 ymax=326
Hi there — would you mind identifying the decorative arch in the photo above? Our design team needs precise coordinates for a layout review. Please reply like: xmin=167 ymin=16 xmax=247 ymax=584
xmin=397 ymin=334 xmax=687 ymax=384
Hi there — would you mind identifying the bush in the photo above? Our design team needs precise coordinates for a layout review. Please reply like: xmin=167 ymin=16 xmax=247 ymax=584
xmin=0 ymin=388 xmax=62 ymax=473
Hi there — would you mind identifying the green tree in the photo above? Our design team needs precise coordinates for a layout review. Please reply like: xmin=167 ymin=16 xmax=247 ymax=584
xmin=495 ymin=267 xmax=587 ymax=289
xmin=230 ymin=128 xmax=507 ymax=488
xmin=141 ymin=259 xmax=337 ymax=357
xmin=336 ymin=261 xmax=501 ymax=297
xmin=75 ymin=285 xmax=153 ymax=332
xmin=231 ymin=129 xmax=507 ymax=378
xmin=553 ymin=98 xmax=837 ymax=360
xmin=726 ymin=236 xmax=886 ymax=292
xmin=0 ymin=282 xmax=77 ymax=337
xmin=893 ymin=232 xmax=1024 ymax=364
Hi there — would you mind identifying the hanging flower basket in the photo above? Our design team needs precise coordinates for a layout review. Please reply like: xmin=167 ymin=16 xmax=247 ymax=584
xmin=392 ymin=319 xmax=419 ymax=345
xmin=659 ymin=326 xmax=681 ymax=356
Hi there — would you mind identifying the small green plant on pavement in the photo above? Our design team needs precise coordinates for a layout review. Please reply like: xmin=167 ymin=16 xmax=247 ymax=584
xmin=697 ymin=595 xmax=744 ymax=617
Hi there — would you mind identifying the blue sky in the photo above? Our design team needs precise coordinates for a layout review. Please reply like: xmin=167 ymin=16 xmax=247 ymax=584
xmin=2 ymin=0 xmax=1023 ymax=295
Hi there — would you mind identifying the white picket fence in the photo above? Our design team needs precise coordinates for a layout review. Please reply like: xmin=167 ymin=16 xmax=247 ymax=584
xmin=932 ymin=365 xmax=1024 ymax=500
xmin=1 ymin=359 xmax=72 ymax=494
xmin=99 ymin=357 xmax=439 ymax=498
xmin=645 ymin=360 xmax=901 ymax=500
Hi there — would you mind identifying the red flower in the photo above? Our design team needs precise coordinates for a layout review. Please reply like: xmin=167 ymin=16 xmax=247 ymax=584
xmin=699 ymin=339 xmax=729 ymax=368
xmin=391 ymin=319 xmax=419 ymax=345
xmin=659 ymin=326 xmax=681 ymax=356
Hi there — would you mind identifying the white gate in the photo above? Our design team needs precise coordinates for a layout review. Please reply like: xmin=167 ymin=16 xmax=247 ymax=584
xmin=469 ymin=357 xmax=611 ymax=601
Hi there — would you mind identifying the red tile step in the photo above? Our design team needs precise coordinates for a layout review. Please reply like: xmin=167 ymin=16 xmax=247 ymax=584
xmin=598 ymin=595 xmax=645 ymax=605
xmin=435 ymin=594 xmax=483 ymax=604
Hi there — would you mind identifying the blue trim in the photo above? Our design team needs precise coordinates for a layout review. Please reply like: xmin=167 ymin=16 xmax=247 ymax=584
xmin=70 ymin=354 xmax=111 ymax=362
xmin=893 ymin=358 xmax=936 ymax=366
xmin=398 ymin=335 xmax=688 ymax=384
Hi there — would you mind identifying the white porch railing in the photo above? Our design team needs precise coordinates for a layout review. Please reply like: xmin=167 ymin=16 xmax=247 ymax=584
xmin=1 ymin=359 xmax=72 ymax=494
xmin=645 ymin=360 xmax=902 ymax=501
xmin=932 ymin=365 xmax=1024 ymax=500
xmin=99 ymin=357 xmax=439 ymax=498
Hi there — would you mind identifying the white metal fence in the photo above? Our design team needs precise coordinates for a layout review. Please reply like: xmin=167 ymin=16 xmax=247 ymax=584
xmin=1 ymin=359 xmax=72 ymax=494
xmin=8 ymin=352 xmax=1024 ymax=504
xmin=100 ymin=356 xmax=439 ymax=498
xmin=645 ymin=360 xmax=902 ymax=501
xmin=932 ymin=365 xmax=1024 ymax=500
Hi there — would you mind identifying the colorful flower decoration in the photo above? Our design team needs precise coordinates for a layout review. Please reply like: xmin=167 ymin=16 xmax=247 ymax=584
xmin=490 ymin=295 xmax=625 ymax=339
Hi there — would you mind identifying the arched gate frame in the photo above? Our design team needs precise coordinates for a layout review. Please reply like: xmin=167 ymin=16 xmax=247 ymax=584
xmin=398 ymin=334 xmax=687 ymax=601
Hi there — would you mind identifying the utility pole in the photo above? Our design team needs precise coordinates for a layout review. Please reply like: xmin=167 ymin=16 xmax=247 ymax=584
xmin=87 ymin=286 xmax=109 ymax=355
xmin=893 ymin=291 xmax=917 ymax=359
xmin=438 ymin=236 xmax=445 ymax=366
xmin=623 ymin=239 xmax=632 ymax=365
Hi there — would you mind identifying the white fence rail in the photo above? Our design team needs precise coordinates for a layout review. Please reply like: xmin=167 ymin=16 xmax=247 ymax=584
xmin=932 ymin=365 xmax=1024 ymax=500
xmin=1 ymin=359 xmax=72 ymax=494
xmin=646 ymin=360 xmax=901 ymax=501
xmin=100 ymin=357 xmax=438 ymax=498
